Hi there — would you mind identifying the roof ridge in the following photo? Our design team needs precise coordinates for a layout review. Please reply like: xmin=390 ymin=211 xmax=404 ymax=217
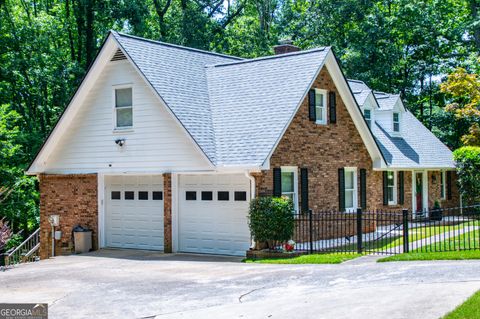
xmin=113 ymin=30 xmax=243 ymax=61
xmin=207 ymin=47 xmax=329 ymax=68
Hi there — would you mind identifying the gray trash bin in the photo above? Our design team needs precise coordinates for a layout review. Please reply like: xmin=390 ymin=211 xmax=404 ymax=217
xmin=73 ymin=226 xmax=92 ymax=254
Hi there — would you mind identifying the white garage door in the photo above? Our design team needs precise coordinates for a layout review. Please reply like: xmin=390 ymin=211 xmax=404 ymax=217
xmin=178 ymin=174 xmax=251 ymax=256
xmin=105 ymin=175 xmax=164 ymax=250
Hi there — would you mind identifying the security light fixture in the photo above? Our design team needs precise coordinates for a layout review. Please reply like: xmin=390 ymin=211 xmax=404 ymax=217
xmin=115 ymin=138 xmax=126 ymax=147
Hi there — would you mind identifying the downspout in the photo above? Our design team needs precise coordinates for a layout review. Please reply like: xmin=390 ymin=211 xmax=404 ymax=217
xmin=245 ymin=171 xmax=256 ymax=249
xmin=245 ymin=171 xmax=256 ymax=200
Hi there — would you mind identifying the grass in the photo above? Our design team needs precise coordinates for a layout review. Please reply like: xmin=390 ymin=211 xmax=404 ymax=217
xmin=443 ymin=290 xmax=480 ymax=319
xmin=244 ymin=253 xmax=361 ymax=264
xmin=378 ymin=229 xmax=480 ymax=262
xmin=378 ymin=250 xmax=480 ymax=262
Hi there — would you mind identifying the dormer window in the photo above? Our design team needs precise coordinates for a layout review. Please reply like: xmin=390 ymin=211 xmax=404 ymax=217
xmin=364 ymin=109 xmax=372 ymax=127
xmin=393 ymin=112 xmax=400 ymax=132
xmin=315 ymin=89 xmax=327 ymax=125
xmin=115 ymin=87 xmax=133 ymax=129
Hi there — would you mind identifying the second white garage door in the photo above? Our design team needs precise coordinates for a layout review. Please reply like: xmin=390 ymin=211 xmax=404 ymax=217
xmin=105 ymin=175 xmax=164 ymax=250
xmin=178 ymin=174 xmax=251 ymax=256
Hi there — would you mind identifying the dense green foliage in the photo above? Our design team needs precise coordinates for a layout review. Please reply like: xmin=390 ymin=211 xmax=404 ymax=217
xmin=248 ymin=196 xmax=294 ymax=245
xmin=0 ymin=0 xmax=479 ymax=238
xmin=453 ymin=146 xmax=480 ymax=204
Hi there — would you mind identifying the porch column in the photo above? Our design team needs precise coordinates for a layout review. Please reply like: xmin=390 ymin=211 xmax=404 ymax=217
xmin=163 ymin=173 xmax=172 ymax=253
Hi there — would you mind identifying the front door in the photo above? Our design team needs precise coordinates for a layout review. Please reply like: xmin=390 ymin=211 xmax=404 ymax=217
xmin=415 ymin=172 xmax=424 ymax=213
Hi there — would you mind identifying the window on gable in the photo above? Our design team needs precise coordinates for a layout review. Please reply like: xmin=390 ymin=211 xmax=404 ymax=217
xmin=344 ymin=168 xmax=357 ymax=212
xmin=281 ymin=167 xmax=298 ymax=212
xmin=364 ymin=109 xmax=372 ymax=127
xmin=393 ymin=112 xmax=400 ymax=132
xmin=315 ymin=89 xmax=327 ymax=125
xmin=115 ymin=88 xmax=133 ymax=128
xmin=387 ymin=171 xmax=397 ymax=205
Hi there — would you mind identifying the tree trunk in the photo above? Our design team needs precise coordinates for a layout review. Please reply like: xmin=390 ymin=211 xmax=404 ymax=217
xmin=85 ymin=0 xmax=95 ymax=67
xmin=65 ymin=0 xmax=76 ymax=61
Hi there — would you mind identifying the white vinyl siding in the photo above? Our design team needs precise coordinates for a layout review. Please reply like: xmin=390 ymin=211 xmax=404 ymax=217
xmin=44 ymin=60 xmax=211 ymax=173
xmin=344 ymin=167 xmax=357 ymax=212
xmin=315 ymin=89 xmax=327 ymax=125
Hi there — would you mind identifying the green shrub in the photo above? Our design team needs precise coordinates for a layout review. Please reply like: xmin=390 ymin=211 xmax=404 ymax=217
xmin=248 ymin=196 xmax=294 ymax=249
xmin=453 ymin=146 xmax=480 ymax=204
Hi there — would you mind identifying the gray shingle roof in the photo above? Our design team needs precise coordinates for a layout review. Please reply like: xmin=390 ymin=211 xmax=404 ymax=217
xmin=347 ymin=79 xmax=370 ymax=93
xmin=114 ymin=31 xmax=329 ymax=166
xmin=347 ymin=79 xmax=374 ymax=108
xmin=207 ymin=49 xmax=329 ymax=166
xmin=347 ymin=79 xmax=454 ymax=168
xmin=374 ymin=92 xmax=400 ymax=110
xmin=372 ymin=112 xmax=454 ymax=168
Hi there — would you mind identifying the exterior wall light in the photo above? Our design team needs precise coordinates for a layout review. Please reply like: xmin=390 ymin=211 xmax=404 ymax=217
xmin=115 ymin=139 xmax=126 ymax=147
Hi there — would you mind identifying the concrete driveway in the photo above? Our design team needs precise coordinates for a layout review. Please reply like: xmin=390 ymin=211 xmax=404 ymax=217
xmin=1 ymin=249 xmax=480 ymax=319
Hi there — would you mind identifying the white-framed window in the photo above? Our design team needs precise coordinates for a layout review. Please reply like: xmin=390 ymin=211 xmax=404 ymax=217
xmin=315 ymin=89 xmax=327 ymax=125
xmin=393 ymin=112 xmax=400 ymax=132
xmin=281 ymin=166 xmax=298 ymax=212
xmin=387 ymin=171 xmax=397 ymax=205
xmin=440 ymin=170 xmax=446 ymax=200
xmin=344 ymin=167 xmax=358 ymax=212
xmin=114 ymin=86 xmax=133 ymax=129
xmin=364 ymin=108 xmax=372 ymax=127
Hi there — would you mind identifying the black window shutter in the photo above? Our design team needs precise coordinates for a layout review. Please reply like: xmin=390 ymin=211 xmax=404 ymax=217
xmin=398 ymin=171 xmax=404 ymax=205
xmin=300 ymin=168 xmax=309 ymax=213
xmin=382 ymin=171 xmax=388 ymax=205
xmin=308 ymin=89 xmax=316 ymax=121
xmin=329 ymin=91 xmax=337 ymax=124
xmin=360 ymin=169 xmax=367 ymax=210
xmin=273 ymin=168 xmax=282 ymax=197
xmin=447 ymin=171 xmax=452 ymax=200
xmin=338 ymin=168 xmax=345 ymax=212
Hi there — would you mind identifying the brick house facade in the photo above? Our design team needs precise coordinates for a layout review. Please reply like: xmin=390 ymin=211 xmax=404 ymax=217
xmin=254 ymin=67 xmax=460 ymax=214
xmin=30 ymin=32 xmax=460 ymax=258
xmin=39 ymin=174 xmax=98 ymax=259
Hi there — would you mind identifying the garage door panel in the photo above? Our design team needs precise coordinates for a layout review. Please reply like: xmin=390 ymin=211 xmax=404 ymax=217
xmin=106 ymin=175 xmax=164 ymax=251
xmin=179 ymin=174 xmax=250 ymax=256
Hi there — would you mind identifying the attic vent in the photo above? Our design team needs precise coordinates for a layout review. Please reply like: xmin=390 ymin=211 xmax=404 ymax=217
xmin=111 ymin=49 xmax=127 ymax=61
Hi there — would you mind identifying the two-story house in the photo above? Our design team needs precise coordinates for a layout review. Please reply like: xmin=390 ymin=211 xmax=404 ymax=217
xmin=27 ymin=31 xmax=459 ymax=258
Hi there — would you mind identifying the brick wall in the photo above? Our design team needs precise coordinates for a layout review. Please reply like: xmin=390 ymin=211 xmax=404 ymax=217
xmin=428 ymin=170 xmax=460 ymax=209
xmin=253 ymin=67 xmax=460 ymax=214
xmin=254 ymin=67 xmax=383 ymax=211
xmin=163 ymin=173 xmax=172 ymax=253
xmin=39 ymin=174 xmax=97 ymax=259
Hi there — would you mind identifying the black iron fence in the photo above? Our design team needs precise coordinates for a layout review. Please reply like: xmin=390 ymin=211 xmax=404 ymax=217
xmin=292 ymin=204 xmax=480 ymax=255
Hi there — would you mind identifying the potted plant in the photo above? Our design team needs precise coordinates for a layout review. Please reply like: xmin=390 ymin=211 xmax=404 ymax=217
xmin=430 ymin=200 xmax=443 ymax=221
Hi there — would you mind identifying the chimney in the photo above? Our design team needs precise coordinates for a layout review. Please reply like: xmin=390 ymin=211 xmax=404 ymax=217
xmin=273 ymin=39 xmax=301 ymax=55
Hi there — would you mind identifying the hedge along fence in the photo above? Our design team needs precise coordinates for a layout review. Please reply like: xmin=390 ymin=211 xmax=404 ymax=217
xmin=453 ymin=146 xmax=480 ymax=205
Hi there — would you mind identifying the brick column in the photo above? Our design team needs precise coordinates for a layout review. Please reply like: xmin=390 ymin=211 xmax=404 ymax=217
xmin=163 ymin=173 xmax=172 ymax=253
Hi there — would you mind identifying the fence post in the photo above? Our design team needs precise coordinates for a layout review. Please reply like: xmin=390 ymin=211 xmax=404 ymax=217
xmin=357 ymin=208 xmax=363 ymax=254
xmin=402 ymin=209 xmax=409 ymax=253
xmin=309 ymin=209 xmax=313 ymax=254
